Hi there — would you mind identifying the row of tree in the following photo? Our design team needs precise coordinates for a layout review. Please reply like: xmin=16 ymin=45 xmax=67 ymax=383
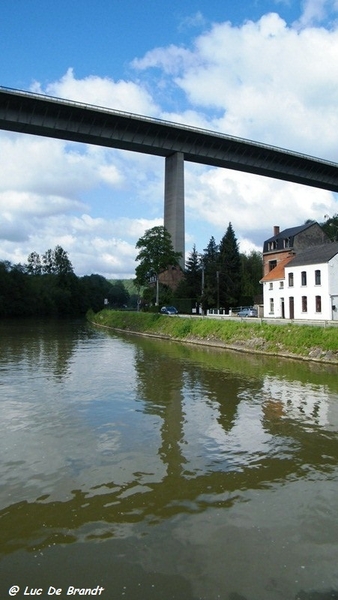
xmin=135 ymin=215 xmax=338 ymax=311
xmin=4 ymin=215 xmax=335 ymax=318
xmin=135 ymin=224 xmax=263 ymax=311
xmin=0 ymin=246 xmax=131 ymax=317
xmin=181 ymin=225 xmax=263 ymax=310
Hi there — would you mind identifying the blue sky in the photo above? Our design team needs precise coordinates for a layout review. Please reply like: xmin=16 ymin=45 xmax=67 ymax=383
xmin=1 ymin=0 xmax=338 ymax=277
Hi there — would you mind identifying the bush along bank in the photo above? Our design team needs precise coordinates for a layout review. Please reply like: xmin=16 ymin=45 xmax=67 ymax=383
xmin=88 ymin=309 xmax=338 ymax=364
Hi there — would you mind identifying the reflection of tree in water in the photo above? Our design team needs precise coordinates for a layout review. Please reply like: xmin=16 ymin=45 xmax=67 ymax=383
xmin=2 ymin=330 xmax=338 ymax=567
xmin=134 ymin=338 xmax=245 ymax=472
xmin=0 ymin=319 xmax=94 ymax=381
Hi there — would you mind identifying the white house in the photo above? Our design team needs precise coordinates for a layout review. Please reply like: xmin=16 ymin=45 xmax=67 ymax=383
xmin=261 ymin=242 xmax=338 ymax=321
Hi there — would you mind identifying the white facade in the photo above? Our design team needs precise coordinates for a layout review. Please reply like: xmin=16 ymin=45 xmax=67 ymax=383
xmin=262 ymin=278 xmax=286 ymax=319
xmin=262 ymin=253 xmax=338 ymax=321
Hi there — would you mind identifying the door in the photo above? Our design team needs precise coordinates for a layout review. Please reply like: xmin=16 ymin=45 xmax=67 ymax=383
xmin=289 ymin=297 xmax=294 ymax=319
xmin=281 ymin=298 xmax=285 ymax=319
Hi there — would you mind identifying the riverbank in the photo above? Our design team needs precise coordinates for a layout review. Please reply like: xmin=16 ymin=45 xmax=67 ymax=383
xmin=89 ymin=309 xmax=338 ymax=364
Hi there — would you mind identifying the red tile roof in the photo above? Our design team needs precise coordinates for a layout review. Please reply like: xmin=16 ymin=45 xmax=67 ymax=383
xmin=261 ymin=255 xmax=294 ymax=282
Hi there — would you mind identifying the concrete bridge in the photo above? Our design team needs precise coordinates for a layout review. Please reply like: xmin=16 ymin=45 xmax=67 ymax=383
xmin=1 ymin=86 xmax=338 ymax=267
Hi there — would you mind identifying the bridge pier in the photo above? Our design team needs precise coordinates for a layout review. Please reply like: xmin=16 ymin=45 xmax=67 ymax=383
xmin=164 ymin=152 xmax=185 ymax=269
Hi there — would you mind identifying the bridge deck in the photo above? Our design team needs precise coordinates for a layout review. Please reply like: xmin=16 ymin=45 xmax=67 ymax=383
xmin=1 ymin=87 xmax=338 ymax=192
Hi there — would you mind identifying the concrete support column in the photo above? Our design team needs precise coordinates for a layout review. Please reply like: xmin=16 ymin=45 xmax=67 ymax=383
xmin=164 ymin=152 xmax=185 ymax=269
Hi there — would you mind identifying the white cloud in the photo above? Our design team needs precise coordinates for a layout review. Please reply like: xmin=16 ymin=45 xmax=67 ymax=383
xmin=0 ymin=208 xmax=163 ymax=278
xmin=132 ymin=46 xmax=194 ymax=76
xmin=2 ymin=10 xmax=338 ymax=278
xmin=31 ymin=68 xmax=160 ymax=117
xmin=295 ymin=0 xmax=337 ymax=28
xmin=0 ymin=133 xmax=124 ymax=197
xmin=184 ymin=164 xmax=337 ymax=250
xmin=178 ymin=11 xmax=207 ymax=32
xmin=134 ymin=13 xmax=338 ymax=160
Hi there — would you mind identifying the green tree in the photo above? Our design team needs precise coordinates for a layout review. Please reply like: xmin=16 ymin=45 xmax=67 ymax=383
xmin=201 ymin=236 xmax=219 ymax=310
xmin=109 ymin=280 xmax=130 ymax=308
xmin=175 ymin=244 xmax=202 ymax=302
xmin=27 ymin=251 xmax=42 ymax=275
xmin=53 ymin=245 xmax=74 ymax=275
xmin=135 ymin=226 xmax=182 ymax=305
xmin=42 ymin=249 xmax=54 ymax=274
xmin=240 ymin=251 xmax=263 ymax=304
xmin=320 ymin=214 xmax=338 ymax=241
xmin=80 ymin=274 xmax=113 ymax=313
xmin=218 ymin=223 xmax=241 ymax=309
xmin=185 ymin=244 xmax=202 ymax=298
xmin=40 ymin=246 xmax=73 ymax=276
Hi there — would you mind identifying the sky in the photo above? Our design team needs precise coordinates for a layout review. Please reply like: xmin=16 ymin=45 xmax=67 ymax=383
xmin=1 ymin=0 xmax=338 ymax=278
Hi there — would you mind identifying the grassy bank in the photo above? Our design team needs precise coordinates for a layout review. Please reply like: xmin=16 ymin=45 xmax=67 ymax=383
xmin=89 ymin=309 xmax=338 ymax=363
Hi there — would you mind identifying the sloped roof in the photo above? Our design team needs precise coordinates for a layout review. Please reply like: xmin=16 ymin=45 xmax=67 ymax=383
xmin=265 ymin=223 xmax=313 ymax=244
xmin=263 ymin=222 xmax=321 ymax=253
xmin=286 ymin=242 xmax=338 ymax=267
xmin=260 ymin=255 xmax=294 ymax=282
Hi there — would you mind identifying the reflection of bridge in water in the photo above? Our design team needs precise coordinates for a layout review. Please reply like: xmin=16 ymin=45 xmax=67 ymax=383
xmin=1 ymin=87 xmax=338 ymax=266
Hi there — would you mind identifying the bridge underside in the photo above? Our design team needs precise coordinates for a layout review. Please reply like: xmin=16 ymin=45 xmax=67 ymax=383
xmin=1 ymin=88 xmax=338 ymax=265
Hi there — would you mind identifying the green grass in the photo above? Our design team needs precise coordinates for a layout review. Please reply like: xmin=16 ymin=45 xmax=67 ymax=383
xmin=89 ymin=310 xmax=338 ymax=361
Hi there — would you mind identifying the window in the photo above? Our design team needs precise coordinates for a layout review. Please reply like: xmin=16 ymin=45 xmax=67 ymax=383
xmin=279 ymin=281 xmax=284 ymax=289
xmin=269 ymin=260 xmax=277 ymax=271
xmin=283 ymin=237 xmax=290 ymax=248
xmin=315 ymin=296 xmax=322 ymax=313
xmin=288 ymin=272 xmax=294 ymax=287
xmin=269 ymin=282 xmax=273 ymax=290
xmin=315 ymin=270 xmax=321 ymax=285
xmin=302 ymin=296 xmax=307 ymax=312
xmin=301 ymin=271 xmax=307 ymax=286
xmin=268 ymin=241 xmax=277 ymax=251
xmin=269 ymin=298 xmax=274 ymax=314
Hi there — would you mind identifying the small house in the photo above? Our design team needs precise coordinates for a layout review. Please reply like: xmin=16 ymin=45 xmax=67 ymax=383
xmin=261 ymin=224 xmax=338 ymax=321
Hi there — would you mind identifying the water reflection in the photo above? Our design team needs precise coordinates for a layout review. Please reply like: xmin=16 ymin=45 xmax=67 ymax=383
xmin=1 ymin=321 xmax=338 ymax=599
xmin=0 ymin=319 xmax=97 ymax=381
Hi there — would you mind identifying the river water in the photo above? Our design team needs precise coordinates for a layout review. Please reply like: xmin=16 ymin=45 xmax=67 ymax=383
xmin=0 ymin=319 xmax=338 ymax=600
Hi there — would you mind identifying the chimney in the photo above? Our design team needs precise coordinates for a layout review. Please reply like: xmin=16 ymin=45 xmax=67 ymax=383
xmin=273 ymin=226 xmax=280 ymax=236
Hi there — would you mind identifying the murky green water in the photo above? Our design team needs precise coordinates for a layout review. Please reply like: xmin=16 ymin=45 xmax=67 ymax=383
xmin=0 ymin=319 xmax=338 ymax=600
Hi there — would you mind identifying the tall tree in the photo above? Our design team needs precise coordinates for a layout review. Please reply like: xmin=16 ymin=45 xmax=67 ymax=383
xmin=27 ymin=251 xmax=42 ymax=275
xmin=321 ymin=214 xmax=338 ymax=241
xmin=53 ymin=245 xmax=74 ymax=275
xmin=109 ymin=280 xmax=130 ymax=308
xmin=201 ymin=236 xmax=219 ymax=309
xmin=135 ymin=226 xmax=182 ymax=304
xmin=42 ymin=249 xmax=54 ymax=274
xmin=185 ymin=244 xmax=202 ymax=298
xmin=218 ymin=223 xmax=241 ymax=309
xmin=240 ymin=251 xmax=263 ymax=303
xmin=40 ymin=246 xmax=73 ymax=276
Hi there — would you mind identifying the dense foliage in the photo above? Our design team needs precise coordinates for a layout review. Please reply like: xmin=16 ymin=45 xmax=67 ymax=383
xmin=135 ymin=223 xmax=263 ymax=311
xmin=135 ymin=226 xmax=182 ymax=285
xmin=0 ymin=246 xmax=131 ymax=318
xmin=172 ymin=223 xmax=263 ymax=311
xmin=320 ymin=214 xmax=338 ymax=241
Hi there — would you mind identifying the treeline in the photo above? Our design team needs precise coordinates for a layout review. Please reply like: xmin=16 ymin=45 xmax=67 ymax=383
xmin=141 ymin=223 xmax=263 ymax=312
xmin=0 ymin=246 xmax=131 ymax=317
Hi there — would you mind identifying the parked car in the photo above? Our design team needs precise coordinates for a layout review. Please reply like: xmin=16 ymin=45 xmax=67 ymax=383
xmin=237 ymin=307 xmax=258 ymax=318
xmin=160 ymin=306 xmax=178 ymax=315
